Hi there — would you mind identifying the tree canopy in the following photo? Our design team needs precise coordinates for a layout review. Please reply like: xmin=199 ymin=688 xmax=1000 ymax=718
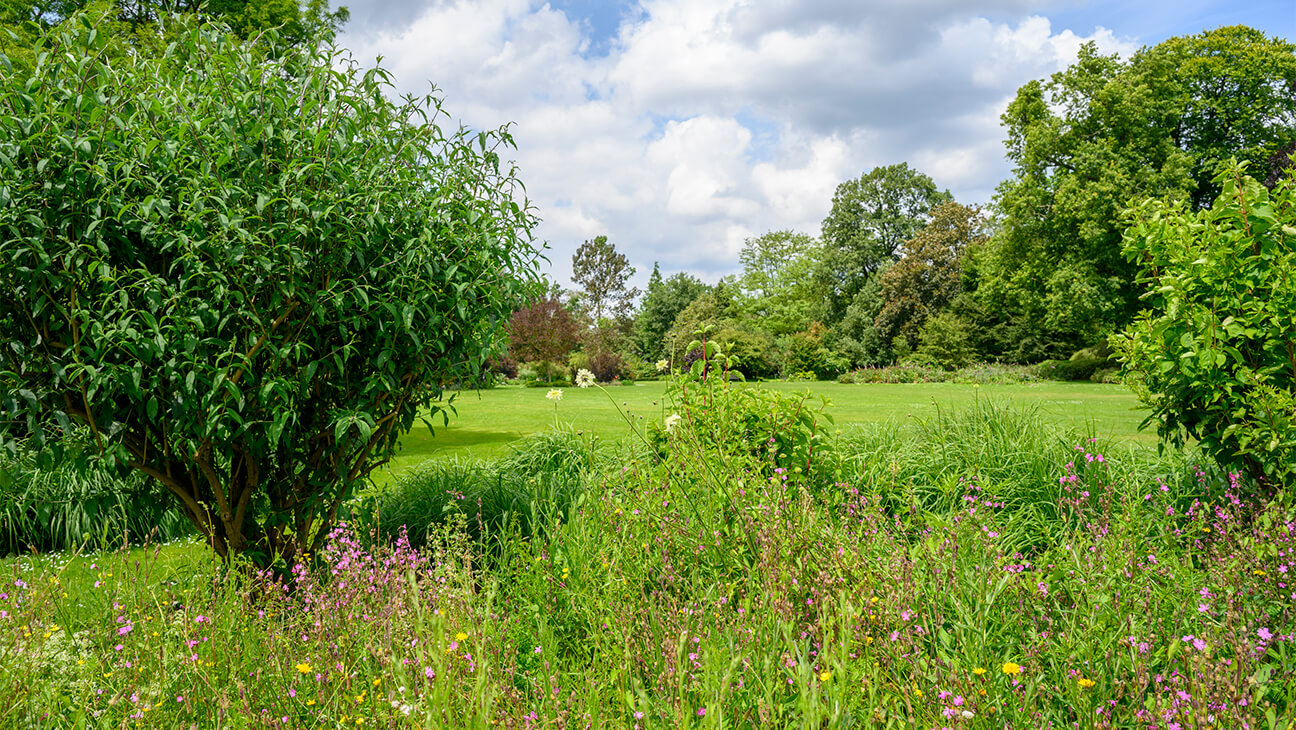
xmin=737 ymin=230 xmax=822 ymax=339
xmin=507 ymin=297 xmax=580 ymax=380
xmin=820 ymin=163 xmax=951 ymax=318
xmin=876 ymin=203 xmax=985 ymax=350
xmin=634 ymin=264 xmax=708 ymax=361
xmin=978 ymin=27 xmax=1296 ymax=360
xmin=571 ymin=235 xmax=638 ymax=324
xmin=0 ymin=14 xmax=539 ymax=567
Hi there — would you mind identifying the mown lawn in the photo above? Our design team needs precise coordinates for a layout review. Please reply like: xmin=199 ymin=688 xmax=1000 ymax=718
xmin=382 ymin=380 xmax=1151 ymax=474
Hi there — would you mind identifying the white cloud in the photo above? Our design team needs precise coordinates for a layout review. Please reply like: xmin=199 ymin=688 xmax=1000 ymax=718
xmin=338 ymin=0 xmax=1140 ymax=290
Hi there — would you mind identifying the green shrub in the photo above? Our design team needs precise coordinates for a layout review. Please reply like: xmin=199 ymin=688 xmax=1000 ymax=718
xmin=0 ymin=15 xmax=540 ymax=568
xmin=781 ymin=323 xmax=850 ymax=380
xmin=1118 ymin=165 xmax=1296 ymax=497
xmin=841 ymin=363 xmax=949 ymax=384
xmin=658 ymin=336 xmax=834 ymax=485
xmin=586 ymin=350 xmax=628 ymax=383
xmin=566 ymin=351 xmax=590 ymax=376
xmin=1032 ymin=358 xmax=1105 ymax=381
xmin=948 ymin=363 xmax=1041 ymax=384
xmin=916 ymin=311 xmax=977 ymax=370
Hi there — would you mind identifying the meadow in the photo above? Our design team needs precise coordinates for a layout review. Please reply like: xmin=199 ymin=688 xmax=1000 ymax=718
xmin=2 ymin=374 xmax=1292 ymax=728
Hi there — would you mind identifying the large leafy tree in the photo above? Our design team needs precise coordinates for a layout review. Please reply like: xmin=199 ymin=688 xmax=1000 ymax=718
xmin=737 ymin=230 xmax=823 ymax=339
xmin=980 ymin=27 xmax=1296 ymax=360
xmin=1117 ymin=165 xmax=1294 ymax=498
xmin=0 ymin=15 xmax=539 ymax=567
xmin=876 ymin=203 xmax=986 ymax=350
xmin=507 ymin=297 xmax=581 ymax=381
xmin=633 ymin=264 xmax=708 ymax=361
xmin=819 ymin=163 xmax=951 ymax=319
xmin=1147 ymin=26 xmax=1296 ymax=209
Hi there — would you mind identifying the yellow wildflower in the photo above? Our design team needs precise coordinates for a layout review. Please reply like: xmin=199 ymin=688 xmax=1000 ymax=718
xmin=1078 ymin=678 xmax=1095 ymax=688
xmin=1002 ymin=662 xmax=1022 ymax=675
xmin=296 ymin=663 xmax=313 ymax=674
xmin=972 ymin=667 xmax=986 ymax=676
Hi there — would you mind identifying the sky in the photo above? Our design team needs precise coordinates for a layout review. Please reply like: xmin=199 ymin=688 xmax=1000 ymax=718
xmin=333 ymin=0 xmax=1296 ymax=293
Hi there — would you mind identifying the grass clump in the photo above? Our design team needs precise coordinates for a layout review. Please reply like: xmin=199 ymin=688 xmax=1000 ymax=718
xmin=356 ymin=429 xmax=601 ymax=550
xmin=0 ymin=450 xmax=189 ymax=557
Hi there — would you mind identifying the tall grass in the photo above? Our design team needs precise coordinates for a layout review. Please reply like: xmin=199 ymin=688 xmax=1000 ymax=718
xmin=0 ymin=450 xmax=190 ymax=557
xmin=833 ymin=398 xmax=1211 ymax=554
xmin=356 ymin=429 xmax=602 ymax=550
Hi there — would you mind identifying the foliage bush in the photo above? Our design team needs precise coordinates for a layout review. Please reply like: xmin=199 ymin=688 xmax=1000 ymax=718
xmin=486 ymin=355 xmax=519 ymax=381
xmin=781 ymin=323 xmax=851 ymax=381
xmin=839 ymin=363 xmax=949 ymax=384
xmin=839 ymin=362 xmax=1041 ymax=384
xmin=658 ymin=337 xmax=834 ymax=484
xmin=948 ymin=363 xmax=1041 ymax=384
xmin=916 ymin=311 xmax=977 ymax=370
xmin=1118 ymin=166 xmax=1296 ymax=498
xmin=586 ymin=350 xmax=628 ymax=383
xmin=0 ymin=15 xmax=539 ymax=568
xmin=1031 ymin=358 xmax=1107 ymax=382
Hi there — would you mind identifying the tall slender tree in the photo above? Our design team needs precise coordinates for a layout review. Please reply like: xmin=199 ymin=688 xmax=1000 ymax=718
xmin=571 ymin=235 xmax=639 ymax=324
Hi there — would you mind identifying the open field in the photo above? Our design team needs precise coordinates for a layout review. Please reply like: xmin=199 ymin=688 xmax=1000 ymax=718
xmin=382 ymin=380 xmax=1152 ymax=474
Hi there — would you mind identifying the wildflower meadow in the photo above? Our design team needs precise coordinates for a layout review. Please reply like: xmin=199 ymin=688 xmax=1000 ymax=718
xmin=2 ymin=357 xmax=1293 ymax=728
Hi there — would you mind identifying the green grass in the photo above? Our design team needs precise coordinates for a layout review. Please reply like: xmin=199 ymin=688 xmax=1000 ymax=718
xmin=382 ymin=380 xmax=1150 ymax=475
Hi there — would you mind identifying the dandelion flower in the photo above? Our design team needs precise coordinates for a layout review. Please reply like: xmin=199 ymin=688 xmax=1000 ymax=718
xmin=545 ymin=388 xmax=563 ymax=402
xmin=296 ymin=663 xmax=313 ymax=674
xmin=1078 ymin=678 xmax=1095 ymax=688
xmin=455 ymin=632 xmax=467 ymax=642
xmin=575 ymin=369 xmax=596 ymax=388
xmin=1001 ymin=662 xmax=1022 ymax=675
xmin=972 ymin=667 xmax=986 ymax=676
xmin=819 ymin=671 xmax=831 ymax=681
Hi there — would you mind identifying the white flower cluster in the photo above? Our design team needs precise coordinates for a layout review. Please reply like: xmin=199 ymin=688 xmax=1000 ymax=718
xmin=575 ymin=368 xmax=596 ymax=388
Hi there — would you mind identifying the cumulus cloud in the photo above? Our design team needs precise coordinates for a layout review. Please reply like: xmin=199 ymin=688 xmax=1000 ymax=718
xmin=337 ymin=0 xmax=1137 ymax=289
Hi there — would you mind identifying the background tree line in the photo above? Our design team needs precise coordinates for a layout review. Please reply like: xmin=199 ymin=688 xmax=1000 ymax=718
xmin=503 ymin=25 xmax=1295 ymax=385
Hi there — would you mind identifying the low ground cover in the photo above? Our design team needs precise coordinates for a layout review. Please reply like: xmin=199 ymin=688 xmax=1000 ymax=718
xmin=2 ymin=373 xmax=1289 ymax=728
